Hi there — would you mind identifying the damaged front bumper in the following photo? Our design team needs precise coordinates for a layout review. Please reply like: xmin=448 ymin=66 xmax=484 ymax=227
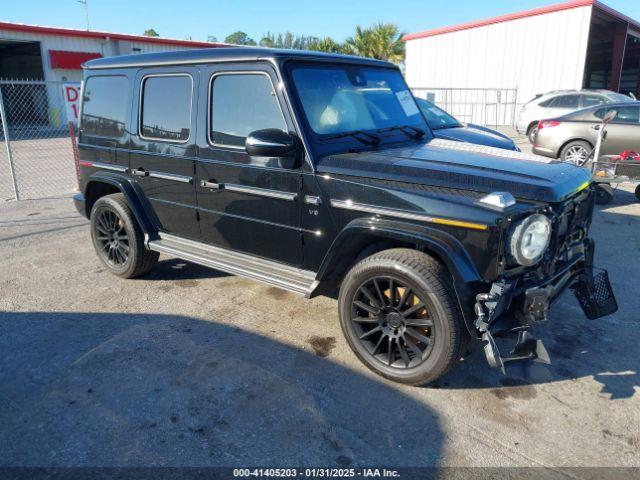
xmin=473 ymin=242 xmax=618 ymax=371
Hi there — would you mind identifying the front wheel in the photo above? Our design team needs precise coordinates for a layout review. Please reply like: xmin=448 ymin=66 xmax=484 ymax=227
xmin=635 ymin=185 xmax=640 ymax=202
xmin=338 ymin=249 xmax=468 ymax=386
xmin=90 ymin=193 xmax=159 ymax=278
xmin=594 ymin=184 xmax=614 ymax=205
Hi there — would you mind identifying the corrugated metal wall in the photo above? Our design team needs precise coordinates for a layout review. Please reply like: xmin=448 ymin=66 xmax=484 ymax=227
xmin=405 ymin=5 xmax=593 ymax=111
xmin=0 ymin=29 xmax=197 ymax=82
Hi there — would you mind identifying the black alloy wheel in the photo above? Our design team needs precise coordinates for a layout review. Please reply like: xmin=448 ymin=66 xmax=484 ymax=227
xmin=95 ymin=209 xmax=130 ymax=266
xmin=90 ymin=193 xmax=159 ymax=278
xmin=338 ymin=249 xmax=468 ymax=385
xmin=350 ymin=276 xmax=435 ymax=369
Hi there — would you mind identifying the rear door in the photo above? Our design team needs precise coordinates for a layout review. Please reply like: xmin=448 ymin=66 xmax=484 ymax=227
xmin=129 ymin=67 xmax=200 ymax=239
xmin=194 ymin=64 xmax=303 ymax=266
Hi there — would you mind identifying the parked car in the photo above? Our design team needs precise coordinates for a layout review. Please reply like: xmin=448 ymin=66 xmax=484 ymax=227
xmin=74 ymin=48 xmax=616 ymax=386
xmin=415 ymin=98 xmax=519 ymax=151
xmin=517 ymin=89 xmax=635 ymax=143
xmin=533 ymin=102 xmax=640 ymax=163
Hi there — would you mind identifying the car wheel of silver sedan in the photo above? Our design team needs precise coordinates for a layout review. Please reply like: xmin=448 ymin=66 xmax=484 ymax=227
xmin=560 ymin=140 xmax=592 ymax=166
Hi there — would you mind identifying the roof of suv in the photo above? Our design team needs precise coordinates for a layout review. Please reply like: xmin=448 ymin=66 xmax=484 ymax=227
xmin=84 ymin=47 xmax=395 ymax=70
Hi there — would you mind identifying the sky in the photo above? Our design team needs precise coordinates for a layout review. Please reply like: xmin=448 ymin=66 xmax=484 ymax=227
xmin=2 ymin=0 xmax=640 ymax=43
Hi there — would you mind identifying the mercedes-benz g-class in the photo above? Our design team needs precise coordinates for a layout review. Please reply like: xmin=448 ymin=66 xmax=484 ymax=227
xmin=73 ymin=48 xmax=617 ymax=385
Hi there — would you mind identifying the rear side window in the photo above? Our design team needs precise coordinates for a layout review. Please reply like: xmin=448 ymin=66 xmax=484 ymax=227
xmin=209 ymin=73 xmax=286 ymax=147
xmin=81 ymin=76 xmax=128 ymax=138
xmin=547 ymin=95 xmax=580 ymax=108
xmin=582 ymin=95 xmax=605 ymax=108
xmin=140 ymin=75 xmax=192 ymax=142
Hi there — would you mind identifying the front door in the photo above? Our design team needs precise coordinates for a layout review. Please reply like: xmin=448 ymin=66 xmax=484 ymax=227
xmin=194 ymin=64 xmax=303 ymax=266
xmin=129 ymin=67 xmax=200 ymax=239
xmin=601 ymin=105 xmax=640 ymax=156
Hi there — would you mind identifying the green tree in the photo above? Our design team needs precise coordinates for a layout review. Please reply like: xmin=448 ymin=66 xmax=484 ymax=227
xmin=224 ymin=31 xmax=256 ymax=46
xmin=307 ymin=37 xmax=344 ymax=54
xmin=259 ymin=32 xmax=276 ymax=48
xmin=143 ymin=28 xmax=159 ymax=37
xmin=344 ymin=23 xmax=405 ymax=63
xmin=207 ymin=35 xmax=218 ymax=43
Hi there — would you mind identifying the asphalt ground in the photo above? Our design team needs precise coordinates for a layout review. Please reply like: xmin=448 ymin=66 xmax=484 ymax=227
xmin=1 ymin=134 xmax=639 ymax=474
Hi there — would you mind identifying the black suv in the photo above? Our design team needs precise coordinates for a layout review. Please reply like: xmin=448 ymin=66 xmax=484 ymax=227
xmin=74 ymin=48 xmax=616 ymax=385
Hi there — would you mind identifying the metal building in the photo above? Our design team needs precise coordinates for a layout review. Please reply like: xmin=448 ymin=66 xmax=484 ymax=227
xmin=403 ymin=0 xmax=640 ymax=125
xmin=0 ymin=22 xmax=223 ymax=82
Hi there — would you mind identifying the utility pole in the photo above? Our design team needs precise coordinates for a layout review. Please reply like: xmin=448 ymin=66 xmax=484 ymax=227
xmin=77 ymin=0 xmax=90 ymax=30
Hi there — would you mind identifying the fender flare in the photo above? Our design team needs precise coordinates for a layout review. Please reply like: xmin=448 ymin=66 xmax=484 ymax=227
xmin=317 ymin=217 xmax=483 ymax=285
xmin=84 ymin=172 xmax=160 ymax=240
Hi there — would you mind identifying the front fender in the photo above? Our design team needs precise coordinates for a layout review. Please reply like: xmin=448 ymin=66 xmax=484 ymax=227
xmin=317 ymin=217 xmax=483 ymax=284
xmin=84 ymin=172 xmax=160 ymax=240
xmin=316 ymin=217 xmax=489 ymax=335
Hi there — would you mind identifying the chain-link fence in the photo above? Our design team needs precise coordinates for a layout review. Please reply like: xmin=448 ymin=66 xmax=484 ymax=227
xmin=411 ymin=87 xmax=519 ymax=128
xmin=0 ymin=79 xmax=78 ymax=202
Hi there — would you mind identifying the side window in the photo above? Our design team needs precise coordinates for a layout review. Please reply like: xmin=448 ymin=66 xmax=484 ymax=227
xmin=81 ymin=76 xmax=128 ymax=138
xmin=140 ymin=75 xmax=192 ymax=142
xmin=582 ymin=95 xmax=605 ymax=108
xmin=613 ymin=106 xmax=640 ymax=124
xmin=538 ymin=98 xmax=554 ymax=108
xmin=550 ymin=95 xmax=580 ymax=109
xmin=210 ymin=73 xmax=287 ymax=147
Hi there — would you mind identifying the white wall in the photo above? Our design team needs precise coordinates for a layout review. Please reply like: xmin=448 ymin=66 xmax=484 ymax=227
xmin=405 ymin=5 xmax=593 ymax=117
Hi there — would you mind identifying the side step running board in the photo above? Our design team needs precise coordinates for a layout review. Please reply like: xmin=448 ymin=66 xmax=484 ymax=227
xmin=148 ymin=233 xmax=318 ymax=297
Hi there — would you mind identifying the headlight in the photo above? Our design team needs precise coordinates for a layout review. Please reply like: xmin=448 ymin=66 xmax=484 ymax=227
xmin=507 ymin=214 xmax=552 ymax=266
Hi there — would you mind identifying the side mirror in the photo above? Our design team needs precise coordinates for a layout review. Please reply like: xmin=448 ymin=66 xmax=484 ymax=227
xmin=603 ymin=110 xmax=617 ymax=125
xmin=245 ymin=129 xmax=299 ymax=158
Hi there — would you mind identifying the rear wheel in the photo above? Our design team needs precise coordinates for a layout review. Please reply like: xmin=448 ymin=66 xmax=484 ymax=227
xmin=90 ymin=193 xmax=158 ymax=278
xmin=338 ymin=249 xmax=468 ymax=386
xmin=527 ymin=123 xmax=538 ymax=143
xmin=560 ymin=140 xmax=592 ymax=165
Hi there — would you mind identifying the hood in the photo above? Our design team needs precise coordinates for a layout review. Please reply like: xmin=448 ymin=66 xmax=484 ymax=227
xmin=316 ymin=138 xmax=591 ymax=203
xmin=433 ymin=124 xmax=517 ymax=151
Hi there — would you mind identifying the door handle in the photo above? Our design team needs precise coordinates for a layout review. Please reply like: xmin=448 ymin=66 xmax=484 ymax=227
xmin=590 ymin=124 xmax=602 ymax=131
xmin=132 ymin=168 xmax=148 ymax=177
xmin=200 ymin=180 xmax=223 ymax=190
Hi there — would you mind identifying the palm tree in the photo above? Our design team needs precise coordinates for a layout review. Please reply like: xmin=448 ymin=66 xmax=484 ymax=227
xmin=344 ymin=23 xmax=405 ymax=64
xmin=307 ymin=37 xmax=344 ymax=54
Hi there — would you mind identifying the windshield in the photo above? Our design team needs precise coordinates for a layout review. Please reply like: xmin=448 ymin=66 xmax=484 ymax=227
xmin=415 ymin=98 xmax=461 ymax=129
xmin=288 ymin=64 xmax=427 ymax=137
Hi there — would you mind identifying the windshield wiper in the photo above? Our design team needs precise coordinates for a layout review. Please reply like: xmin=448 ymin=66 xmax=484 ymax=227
xmin=377 ymin=125 xmax=426 ymax=139
xmin=321 ymin=130 xmax=381 ymax=146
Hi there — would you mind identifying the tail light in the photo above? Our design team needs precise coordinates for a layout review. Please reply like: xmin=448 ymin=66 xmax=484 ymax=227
xmin=537 ymin=120 xmax=561 ymax=130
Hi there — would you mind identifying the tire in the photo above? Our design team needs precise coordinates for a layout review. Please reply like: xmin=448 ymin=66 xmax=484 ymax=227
xmin=338 ymin=248 xmax=468 ymax=386
xmin=594 ymin=184 xmax=614 ymax=205
xmin=635 ymin=185 xmax=640 ymax=202
xmin=560 ymin=140 xmax=592 ymax=165
xmin=90 ymin=193 xmax=159 ymax=278
xmin=527 ymin=124 xmax=538 ymax=144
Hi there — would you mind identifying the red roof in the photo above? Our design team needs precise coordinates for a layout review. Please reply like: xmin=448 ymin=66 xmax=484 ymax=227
xmin=403 ymin=0 xmax=595 ymax=41
xmin=0 ymin=21 xmax=227 ymax=48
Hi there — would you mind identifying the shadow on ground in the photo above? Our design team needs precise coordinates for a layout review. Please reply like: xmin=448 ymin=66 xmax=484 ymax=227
xmin=0 ymin=311 xmax=443 ymax=467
